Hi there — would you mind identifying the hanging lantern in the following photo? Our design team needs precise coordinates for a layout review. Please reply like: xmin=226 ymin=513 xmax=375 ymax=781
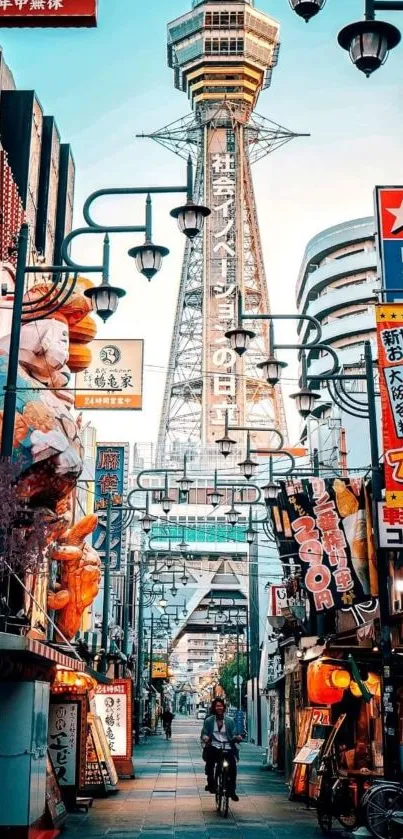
xmin=307 ymin=659 xmax=351 ymax=705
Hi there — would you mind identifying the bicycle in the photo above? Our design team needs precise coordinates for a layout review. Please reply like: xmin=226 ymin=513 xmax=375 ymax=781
xmin=361 ymin=780 xmax=403 ymax=839
xmin=215 ymin=749 xmax=231 ymax=818
xmin=316 ymin=751 xmax=358 ymax=834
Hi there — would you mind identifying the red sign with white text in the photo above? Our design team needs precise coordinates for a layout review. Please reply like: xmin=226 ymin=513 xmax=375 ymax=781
xmin=0 ymin=0 xmax=97 ymax=27
xmin=376 ymin=304 xmax=403 ymax=507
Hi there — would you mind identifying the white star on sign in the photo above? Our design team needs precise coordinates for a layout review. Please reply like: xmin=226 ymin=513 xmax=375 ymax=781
xmin=386 ymin=198 xmax=403 ymax=235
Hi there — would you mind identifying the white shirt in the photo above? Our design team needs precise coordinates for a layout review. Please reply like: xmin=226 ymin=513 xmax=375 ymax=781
xmin=211 ymin=718 xmax=231 ymax=751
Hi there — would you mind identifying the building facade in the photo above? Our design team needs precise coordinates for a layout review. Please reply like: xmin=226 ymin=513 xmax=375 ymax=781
xmin=295 ymin=217 xmax=379 ymax=472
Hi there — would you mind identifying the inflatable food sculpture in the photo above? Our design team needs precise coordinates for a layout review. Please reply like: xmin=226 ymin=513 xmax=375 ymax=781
xmin=48 ymin=513 xmax=101 ymax=641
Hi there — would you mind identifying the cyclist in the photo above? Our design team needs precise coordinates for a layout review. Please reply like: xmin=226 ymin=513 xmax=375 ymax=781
xmin=201 ymin=697 xmax=242 ymax=802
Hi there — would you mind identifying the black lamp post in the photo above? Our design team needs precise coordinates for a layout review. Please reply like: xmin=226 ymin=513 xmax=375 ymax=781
xmin=290 ymin=0 xmax=403 ymax=76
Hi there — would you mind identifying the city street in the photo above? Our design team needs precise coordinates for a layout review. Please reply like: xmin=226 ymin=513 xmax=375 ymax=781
xmin=63 ymin=719 xmax=320 ymax=839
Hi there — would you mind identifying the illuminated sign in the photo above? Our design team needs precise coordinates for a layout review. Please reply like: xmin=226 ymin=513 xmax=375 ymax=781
xmin=93 ymin=443 xmax=129 ymax=571
xmin=75 ymin=339 xmax=144 ymax=410
xmin=375 ymin=304 xmax=403 ymax=507
xmin=94 ymin=680 xmax=132 ymax=761
xmin=0 ymin=0 xmax=97 ymax=27
xmin=375 ymin=186 xmax=403 ymax=301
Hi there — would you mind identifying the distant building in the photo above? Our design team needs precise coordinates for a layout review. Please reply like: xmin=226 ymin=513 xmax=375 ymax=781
xmin=295 ymin=217 xmax=379 ymax=472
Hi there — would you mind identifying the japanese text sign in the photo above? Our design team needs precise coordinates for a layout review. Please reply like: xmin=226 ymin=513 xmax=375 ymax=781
xmin=93 ymin=443 xmax=129 ymax=571
xmin=269 ymin=477 xmax=373 ymax=613
xmin=0 ymin=0 xmax=97 ymax=27
xmin=94 ymin=680 xmax=132 ymax=760
xmin=48 ymin=702 xmax=78 ymax=786
xmin=375 ymin=187 xmax=403 ymax=301
xmin=75 ymin=339 xmax=144 ymax=410
xmin=376 ymin=304 xmax=403 ymax=507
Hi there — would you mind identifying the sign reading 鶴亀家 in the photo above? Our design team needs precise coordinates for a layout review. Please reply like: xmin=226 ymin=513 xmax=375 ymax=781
xmin=269 ymin=477 xmax=374 ymax=612
xmin=75 ymin=339 xmax=143 ymax=410
xmin=93 ymin=443 xmax=129 ymax=571
xmin=375 ymin=187 xmax=403 ymax=301
xmin=0 ymin=0 xmax=97 ymax=27
xmin=376 ymin=304 xmax=403 ymax=507
xmin=94 ymin=680 xmax=132 ymax=762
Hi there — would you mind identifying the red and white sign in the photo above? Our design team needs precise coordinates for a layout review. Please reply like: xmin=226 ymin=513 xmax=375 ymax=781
xmin=376 ymin=187 xmax=403 ymax=240
xmin=376 ymin=304 xmax=403 ymax=507
xmin=268 ymin=585 xmax=287 ymax=617
xmin=0 ymin=0 xmax=97 ymax=27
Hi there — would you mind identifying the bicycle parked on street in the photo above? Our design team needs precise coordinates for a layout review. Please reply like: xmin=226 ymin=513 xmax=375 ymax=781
xmin=361 ymin=780 xmax=403 ymax=839
xmin=316 ymin=749 xmax=358 ymax=834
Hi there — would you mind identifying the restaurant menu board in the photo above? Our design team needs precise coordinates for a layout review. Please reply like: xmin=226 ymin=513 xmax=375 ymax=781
xmin=88 ymin=713 xmax=118 ymax=788
xmin=94 ymin=679 xmax=131 ymax=760
xmin=48 ymin=702 xmax=78 ymax=786
xmin=46 ymin=752 xmax=67 ymax=829
xmin=84 ymin=724 xmax=108 ymax=793
xmin=291 ymin=708 xmax=331 ymax=800
xmin=294 ymin=739 xmax=325 ymax=765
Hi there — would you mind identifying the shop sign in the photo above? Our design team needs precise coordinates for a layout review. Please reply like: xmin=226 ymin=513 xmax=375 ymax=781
xmin=0 ymin=0 xmax=97 ymax=27
xmin=268 ymin=584 xmax=287 ymax=617
xmin=75 ymin=339 xmax=143 ymax=410
xmin=376 ymin=305 xmax=403 ymax=507
xmin=267 ymin=653 xmax=283 ymax=684
xmin=94 ymin=679 xmax=132 ymax=761
xmin=374 ymin=187 xmax=403 ymax=301
xmin=270 ymin=477 xmax=373 ymax=613
xmin=152 ymin=661 xmax=168 ymax=679
xmin=93 ymin=442 xmax=129 ymax=571
xmin=378 ymin=501 xmax=403 ymax=546
xmin=48 ymin=702 xmax=78 ymax=786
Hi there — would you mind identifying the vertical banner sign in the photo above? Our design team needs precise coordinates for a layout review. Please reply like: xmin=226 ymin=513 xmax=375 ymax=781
xmin=0 ymin=1 xmax=97 ymax=28
xmin=207 ymin=130 xmax=238 ymax=440
xmin=269 ymin=477 xmax=373 ymax=612
xmin=48 ymin=703 xmax=78 ymax=786
xmin=375 ymin=186 xmax=403 ymax=301
xmin=93 ymin=443 xmax=129 ymax=571
xmin=94 ymin=680 xmax=132 ymax=762
xmin=376 ymin=304 xmax=403 ymax=507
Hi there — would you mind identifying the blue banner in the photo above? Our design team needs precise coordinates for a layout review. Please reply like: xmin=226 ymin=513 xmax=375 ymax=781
xmin=93 ymin=443 xmax=129 ymax=571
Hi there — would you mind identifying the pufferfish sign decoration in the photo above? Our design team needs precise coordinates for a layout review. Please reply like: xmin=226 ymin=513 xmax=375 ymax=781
xmin=0 ymin=275 xmax=102 ymax=640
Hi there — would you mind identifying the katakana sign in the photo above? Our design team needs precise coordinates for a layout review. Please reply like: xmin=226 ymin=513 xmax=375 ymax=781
xmin=269 ymin=477 xmax=374 ymax=612
xmin=75 ymin=339 xmax=144 ymax=410
xmin=375 ymin=186 xmax=403 ymax=301
xmin=0 ymin=0 xmax=97 ymax=26
xmin=93 ymin=443 xmax=129 ymax=571
xmin=376 ymin=304 xmax=403 ymax=507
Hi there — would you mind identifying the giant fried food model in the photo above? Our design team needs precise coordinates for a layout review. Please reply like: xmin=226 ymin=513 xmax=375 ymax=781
xmin=48 ymin=513 xmax=101 ymax=641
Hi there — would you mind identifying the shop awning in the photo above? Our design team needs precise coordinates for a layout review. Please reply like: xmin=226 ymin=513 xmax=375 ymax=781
xmin=0 ymin=632 xmax=85 ymax=671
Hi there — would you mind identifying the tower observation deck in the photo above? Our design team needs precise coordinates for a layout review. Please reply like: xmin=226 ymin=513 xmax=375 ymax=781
xmin=151 ymin=0 xmax=303 ymax=463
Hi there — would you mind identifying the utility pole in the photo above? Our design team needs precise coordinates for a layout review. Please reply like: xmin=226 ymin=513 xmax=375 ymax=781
xmin=100 ymin=493 xmax=113 ymax=674
xmin=148 ymin=612 xmax=154 ymax=692
xmin=134 ymin=548 xmax=145 ymax=745
xmin=236 ymin=624 xmax=240 ymax=710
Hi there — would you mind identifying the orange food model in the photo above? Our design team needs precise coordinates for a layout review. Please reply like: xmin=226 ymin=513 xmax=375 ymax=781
xmin=307 ymin=659 xmax=351 ymax=705
xmin=48 ymin=513 xmax=101 ymax=641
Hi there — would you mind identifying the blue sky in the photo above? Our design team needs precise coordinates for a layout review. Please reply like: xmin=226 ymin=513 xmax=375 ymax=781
xmin=1 ymin=0 xmax=403 ymax=445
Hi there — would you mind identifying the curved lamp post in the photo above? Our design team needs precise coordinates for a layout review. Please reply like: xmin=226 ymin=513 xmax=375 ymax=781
xmin=289 ymin=0 xmax=403 ymax=76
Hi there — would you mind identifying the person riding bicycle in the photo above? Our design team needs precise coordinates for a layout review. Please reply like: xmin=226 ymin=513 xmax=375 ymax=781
xmin=201 ymin=697 xmax=242 ymax=802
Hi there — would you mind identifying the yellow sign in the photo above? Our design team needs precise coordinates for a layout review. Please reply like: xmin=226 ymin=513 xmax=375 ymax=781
xmin=152 ymin=661 xmax=168 ymax=679
xmin=75 ymin=339 xmax=143 ymax=410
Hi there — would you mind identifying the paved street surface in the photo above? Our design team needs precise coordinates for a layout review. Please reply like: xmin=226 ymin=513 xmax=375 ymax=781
xmin=63 ymin=718 xmax=320 ymax=839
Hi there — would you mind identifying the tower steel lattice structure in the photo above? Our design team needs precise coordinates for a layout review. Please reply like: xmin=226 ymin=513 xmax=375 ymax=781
xmin=151 ymin=0 xmax=306 ymax=464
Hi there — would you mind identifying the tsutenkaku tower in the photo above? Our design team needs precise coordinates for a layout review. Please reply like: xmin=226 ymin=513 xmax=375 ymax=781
xmin=155 ymin=0 xmax=301 ymax=461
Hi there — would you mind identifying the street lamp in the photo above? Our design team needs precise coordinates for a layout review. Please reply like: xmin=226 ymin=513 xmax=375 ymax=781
xmin=290 ymin=0 xmax=403 ymax=76
xmin=160 ymin=473 xmax=173 ymax=515
xmin=216 ymin=432 xmax=237 ymax=458
xmin=180 ymin=566 xmax=189 ymax=586
xmin=238 ymin=432 xmax=259 ymax=480
xmin=338 ymin=17 xmax=400 ymax=76
xmin=290 ymin=385 xmax=321 ymax=419
xmin=141 ymin=495 xmax=157 ymax=534
xmin=176 ymin=454 xmax=194 ymax=495
xmin=263 ymin=457 xmax=281 ymax=504
xmin=289 ymin=0 xmax=326 ymax=21
xmin=245 ymin=507 xmax=256 ymax=545
xmin=225 ymin=324 xmax=256 ymax=356
xmin=170 ymin=156 xmax=211 ymax=240
xmin=207 ymin=471 xmax=224 ymax=507
xmin=225 ymin=489 xmax=241 ymax=527
xmin=158 ymin=587 xmax=168 ymax=609
xmin=257 ymin=355 xmax=288 ymax=386
xmin=83 ymin=238 xmax=126 ymax=321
